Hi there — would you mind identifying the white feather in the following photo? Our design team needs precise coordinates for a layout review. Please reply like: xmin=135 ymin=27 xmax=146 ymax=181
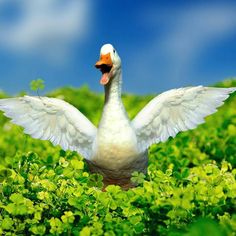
xmin=132 ymin=86 xmax=236 ymax=152
xmin=0 ymin=96 xmax=97 ymax=160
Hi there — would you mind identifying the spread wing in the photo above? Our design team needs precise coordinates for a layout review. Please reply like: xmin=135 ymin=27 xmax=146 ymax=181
xmin=0 ymin=96 xmax=97 ymax=160
xmin=132 ymin=86 xmax=236 ymax=152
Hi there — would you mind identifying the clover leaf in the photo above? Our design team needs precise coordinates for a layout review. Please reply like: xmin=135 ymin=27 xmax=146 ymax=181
xmin=30 ymin=78 xmax=45 ymax=93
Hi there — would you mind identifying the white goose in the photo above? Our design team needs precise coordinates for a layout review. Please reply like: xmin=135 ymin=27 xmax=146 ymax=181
xmin=0 ymin=44 xmax=235 ymax=189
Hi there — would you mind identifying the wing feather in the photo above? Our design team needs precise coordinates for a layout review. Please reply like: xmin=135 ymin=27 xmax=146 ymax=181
xmin=0 ymin=96 xmax=97 ymax=159
xmin=132 ymin=86 xmax=236 ymax=151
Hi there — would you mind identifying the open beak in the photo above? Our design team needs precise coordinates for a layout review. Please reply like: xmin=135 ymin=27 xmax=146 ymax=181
xmin=95 ymin=53 xmax=113 ymax=85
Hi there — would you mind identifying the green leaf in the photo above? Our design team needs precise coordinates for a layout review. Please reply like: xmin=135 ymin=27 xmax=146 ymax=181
xmin=30 ymin=225 xmax=46 ymax=235
xmin=1 ymin=217 xmax=14 ymax=230
xmin=186 ymin=218 xmax=225 ymax=236
xmin=61 ymin=211 xmax=75 ymax=224
xmin=49 ymin=218 xmax=63 ymax=234
xmin=129 ymin=215 xmax=142 ymax=225
xmin=71 ymin=159 xmax=84 ymax=170
xmin=181 ymin=168 xmax=190 ymax=178
xmin=134 ymin=222 xmax=145 ymax=234
xmin=9 ymin=193 xmax=25 ymax=204
xmin=5 ymin=203 xmax=28 ymax=215
xmin=0 ymin=169 xmax=12 ymax=183
xmin=80 ymin=226 xmax=91 ymax=236
xmin=30 ymin=79 xmax=45 ymax=91
xmin=131 ymin=171 xmax=145 ymax=184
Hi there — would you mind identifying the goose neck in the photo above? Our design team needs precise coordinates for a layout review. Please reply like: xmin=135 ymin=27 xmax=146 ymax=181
xmin=104 ymin=69 xmax=122 ymax=104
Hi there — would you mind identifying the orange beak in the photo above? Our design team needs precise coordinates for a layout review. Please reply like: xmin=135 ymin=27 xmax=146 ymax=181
xmin=95 ymin=53 xmax=113 ymax=68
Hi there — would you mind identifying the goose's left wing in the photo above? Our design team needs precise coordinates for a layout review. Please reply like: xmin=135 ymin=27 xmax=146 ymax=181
xmin=132 ymin=86 xmax=236 ymax=152
xmin=0 ymin=96 xmax=97 ymax=159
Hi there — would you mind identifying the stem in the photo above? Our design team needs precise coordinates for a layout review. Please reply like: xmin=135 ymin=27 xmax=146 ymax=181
xmin=36 ymin=88 xmax=40 ymax=98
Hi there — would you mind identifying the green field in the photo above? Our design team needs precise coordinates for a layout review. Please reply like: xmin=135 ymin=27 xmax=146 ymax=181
xmin=0 ymin=79 xmax=236 ymax=235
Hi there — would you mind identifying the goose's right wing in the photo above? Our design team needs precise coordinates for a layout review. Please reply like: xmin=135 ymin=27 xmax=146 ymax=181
xmin=132 ymin=86 xmax=236 ymax=152
xmin=0 ymin=96 xmax=97 ymax=160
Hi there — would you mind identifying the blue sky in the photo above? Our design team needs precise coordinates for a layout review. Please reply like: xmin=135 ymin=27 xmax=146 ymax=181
xmin=0 ymin=0 xmax=236 ymax=95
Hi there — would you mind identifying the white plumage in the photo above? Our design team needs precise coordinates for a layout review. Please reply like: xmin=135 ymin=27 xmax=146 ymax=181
xmin=0 ymin=43 xmax=235 ymax=189
xmin=0 ymin=96 xmax=96 ymax=160
xmin=132 ymin=86 xmax=236 ymax=151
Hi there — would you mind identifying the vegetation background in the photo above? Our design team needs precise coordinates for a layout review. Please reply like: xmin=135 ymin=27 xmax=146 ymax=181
xmin=0 ymin=79 xmax=235 ymax=235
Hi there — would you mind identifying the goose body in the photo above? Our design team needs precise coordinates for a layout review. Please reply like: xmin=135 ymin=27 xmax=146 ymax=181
xmin=0 ymin=43 xmax=235 ymax=189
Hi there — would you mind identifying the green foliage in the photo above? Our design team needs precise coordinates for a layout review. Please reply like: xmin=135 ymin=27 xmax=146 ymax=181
xmin=30 ymin=79 xmax=45 ymax=92
xmin=0 ymin=79 xmax=235 ymax=235
xmin=131 ymin=171 xmax=146 ymax=185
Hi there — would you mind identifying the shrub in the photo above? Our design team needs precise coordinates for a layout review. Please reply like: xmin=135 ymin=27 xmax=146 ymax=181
xmin=0 ymin=79 xmax=235 ymax=235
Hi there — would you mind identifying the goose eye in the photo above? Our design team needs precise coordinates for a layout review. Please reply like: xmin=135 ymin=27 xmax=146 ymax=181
xmin=113 ymin=49 xmax=115 ymax=54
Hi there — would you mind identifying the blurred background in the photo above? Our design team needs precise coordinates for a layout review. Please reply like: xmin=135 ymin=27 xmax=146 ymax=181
xmin=0 ymin=0 xmax=236 ymax=95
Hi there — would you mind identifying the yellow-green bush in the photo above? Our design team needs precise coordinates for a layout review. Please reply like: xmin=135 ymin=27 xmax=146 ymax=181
xmin=0 ymin=79 xmax=235 ymax=235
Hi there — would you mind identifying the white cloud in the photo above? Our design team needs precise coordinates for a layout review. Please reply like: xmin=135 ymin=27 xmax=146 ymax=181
xmin=130 ymin=3 xmax=236 ymax=91
xmin=0 ymin=0 xmax=91 ymax=63
xmin=159 ymin=4 xmax=236 ymax=79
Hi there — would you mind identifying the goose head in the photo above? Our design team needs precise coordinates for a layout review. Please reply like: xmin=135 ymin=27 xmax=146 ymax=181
xmin=95 ymin=44 xmax=121 ymax=85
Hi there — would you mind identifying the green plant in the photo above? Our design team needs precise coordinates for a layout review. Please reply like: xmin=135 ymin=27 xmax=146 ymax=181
xmin=0 ymin=79 xmax=235 ymax=235
xmin=30 ymin=79 xmax=45 ymax=96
